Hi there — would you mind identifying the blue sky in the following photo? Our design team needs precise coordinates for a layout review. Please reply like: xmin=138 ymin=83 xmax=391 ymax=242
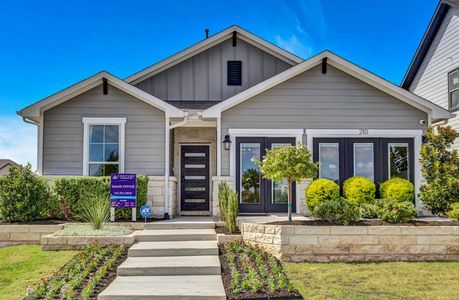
xmin=0 ymin=0 xmax=438 ymax=168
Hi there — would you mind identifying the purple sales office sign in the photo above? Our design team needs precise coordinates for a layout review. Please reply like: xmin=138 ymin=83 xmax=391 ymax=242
xmin=110 ymin=174 xmax=136 ymax=208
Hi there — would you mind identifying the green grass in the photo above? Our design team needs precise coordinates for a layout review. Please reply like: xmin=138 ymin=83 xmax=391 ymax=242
xmin=284 ymin=261 xmax=459 ymax=300
xmin=0 ymin=245 xmax=77 ymax=300
xmin=53 ymin=224 xmax=131 ymax=236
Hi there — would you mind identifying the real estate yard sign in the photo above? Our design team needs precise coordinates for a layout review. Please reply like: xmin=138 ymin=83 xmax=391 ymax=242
xmin=110 ymin=173 xmax=137 ymax=221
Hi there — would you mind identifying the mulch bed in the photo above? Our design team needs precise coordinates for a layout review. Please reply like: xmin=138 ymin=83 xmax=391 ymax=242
xmin=219 ymin=242 xmax=302 ymax=300
xmin=89 ymin=251 xmax=127 ymax=299
xmin=267 ymin=219 xmax=459 ymax=226
xmin=215 ymin=226 xmax=241 ymax=235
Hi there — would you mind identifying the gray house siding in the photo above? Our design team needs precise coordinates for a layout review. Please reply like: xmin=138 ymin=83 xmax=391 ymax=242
xmin=134 ymin=37 xmax=292 ymax=102
xmin=43 ymin=84 xmax=165 ymax=176
xmin=409 ymin=7 xmax=459 ymax=148
xmin=221 ymin=64 xmax=428 ymax=175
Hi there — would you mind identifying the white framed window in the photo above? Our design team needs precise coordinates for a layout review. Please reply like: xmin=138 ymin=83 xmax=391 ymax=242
xmin=82 ymin=117 xmax=126 ymax=176
xmin=449 ymin=69 xmax=459 ymax=111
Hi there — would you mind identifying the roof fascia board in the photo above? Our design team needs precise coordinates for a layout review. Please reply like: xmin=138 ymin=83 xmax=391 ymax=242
xmin=401 ymin=2 xmax=449 ymax=88
xmin=19 ymin=72 xmax=184 ymax=120
xmin=203 ymin=51 xmax=452 ymax=120
xmin=126 ymin=25 xmax=303 ymax=85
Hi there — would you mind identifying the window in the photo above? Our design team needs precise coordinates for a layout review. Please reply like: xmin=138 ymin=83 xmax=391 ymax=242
xmin=271 ymin=143 xmax=291 ymax=204
xmin=82 ymin=118 xmax=126 ymax=176
xmin=239 ymin=143 xmax=260 ymax=204
xmin=318 ymin=143 xmax=340 ymax=183
xmin=353 ymin=143 xmax=374 ymax=181
xmin=449 ymin=69 xmax=459 ymax=111
xmin=227 ymin=61 xmax=242 ymax=85
xmin=388 ymin=143 xmax=409 ymax=179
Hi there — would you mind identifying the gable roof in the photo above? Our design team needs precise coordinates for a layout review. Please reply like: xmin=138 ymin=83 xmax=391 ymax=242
xmin=125 ymin=25 xmax=304 ymax=85
xmin=203 ymin=50 xmax=453 ymax=122
xmin=18 ymin=71 xmax=185 ymax=122
xmin=0 ymin=159 xmax=19 ymax=171
xmin=401 ymin=0 xmax=459 ymax=88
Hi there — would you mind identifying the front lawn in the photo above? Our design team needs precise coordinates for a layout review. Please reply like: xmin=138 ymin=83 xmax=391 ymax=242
xmin=284 ymin=261 xmax=459 ymax=300
xmin=0 ymin=245 xmax=77 ymax=300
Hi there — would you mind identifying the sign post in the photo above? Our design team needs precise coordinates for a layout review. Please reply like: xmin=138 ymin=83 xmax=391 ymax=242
xmin=110 ymin=173 xmax=137 ymax=222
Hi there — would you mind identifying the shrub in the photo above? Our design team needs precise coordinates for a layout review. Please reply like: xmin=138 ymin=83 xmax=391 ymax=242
xmin=312 ymin=197 xmax=360 ymax=225
xmin=419 ymin=126 xmax=459 ymax=215
xmin=446 ymin=202 xmax=459 ymax=221
xmin=343 ymin=176 xmax=376 ymax=205
xmin=0 ymin=164 xmax=50 ymax=222
xmin=218 ymin=182 xmax=239 ymax=233
xmin=378 ymin=199 xmax=416 ymax=223
xmin=360 ymin=203 xmax=380 ymax=219
xmin=77 ymin=195 xmax=110 ymax=229
xmin=380 ymin=178 xmax=414 ymax=203
xmin=218 ymin=181 xmax=230 ymax=221
xmin=305 ymin=179 xmax=340 ymax=211
xmin=51 ymin=175 xmax=148 ymax=220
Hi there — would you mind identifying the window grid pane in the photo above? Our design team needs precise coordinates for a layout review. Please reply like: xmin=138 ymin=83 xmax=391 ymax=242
xmin=271 ymin=143 xmax=291 ymax=204
xmin=388 ymin=143 xmax=409 ymax=179
xmin=318 ymin=143 xmax=340 ymax=184
xmin=88 ymin=124 xmax=120 ymax=176
xmin=353 ymin=143 xmax=374 ymax=181
xmin=240 ymin=143 xmax=261 ymax=204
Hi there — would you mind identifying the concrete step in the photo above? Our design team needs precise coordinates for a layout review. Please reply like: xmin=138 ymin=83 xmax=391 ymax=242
xmin=98 ymin=275 xmax=226 ymax=300
xmin=117 ymin=255 xmax=221 ymax=276
xmin=128 ymin=241 xmax=218 ymax=257
xmin=135 ymin=229 xmax=217 ymax=242
xmin=144 ymin=221 xmax=215 ymax=230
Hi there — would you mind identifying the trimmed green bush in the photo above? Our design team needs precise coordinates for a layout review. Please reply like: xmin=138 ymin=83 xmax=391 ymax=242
xmin=343 ymin=176 xmax=376 ymax=205
xmin=447 ymin=202 xmax=459 ymax=221
xmin=360 ymin=203 xmax=380 ymax=219
xmin=51 ymin=175 xmax=148 ymax=220
xmin=378 ymin=199 xmax=416 ymax=223
xmin=312 ymin=197 xmax=361 ymax=225
xmin=306 ymin=179 xmax=340 ymax=211
xmin=0 ymin=164 xmax=50 ymax=222
xmin=380 ymin=178 xmax=414 ymax=203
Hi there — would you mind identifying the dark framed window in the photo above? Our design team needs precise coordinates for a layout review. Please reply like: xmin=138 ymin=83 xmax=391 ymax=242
xmin=227 ymin=61 xmax=242 ymax=86
xmin=448 ymin=69 xmax=459 ymax=111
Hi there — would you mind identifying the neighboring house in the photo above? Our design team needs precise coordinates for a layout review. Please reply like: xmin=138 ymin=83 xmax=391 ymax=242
xmin=402 ymin=0 xmax=459 ymax=148
xmin=0 ymin=159 xmax=20 ymax=176
xmin=18 ymin=25 xmax=452 ymax=218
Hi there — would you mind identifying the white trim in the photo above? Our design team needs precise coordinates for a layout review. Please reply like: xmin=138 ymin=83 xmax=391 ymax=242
xmin=18 ymin=71 xmax=184 ymax=122
xmin=216 ymin=117 xmax=222 ymax=176
xmin=202 ymin=51 xmax=452 ymax=121
xmin=125 ymin=25 xmax=302 ymax=84
xmin=305 ymin=128 xmax=424 ymax=211
xmin=37 ymin=114 xmax=44 ymax=175
xmin=82 ymin=117 xmax=126 ymax=176
xmin=165 ymin=116 xmax=170 ymax=218
xmin=227 ymin=128 xmax=303 ymax=213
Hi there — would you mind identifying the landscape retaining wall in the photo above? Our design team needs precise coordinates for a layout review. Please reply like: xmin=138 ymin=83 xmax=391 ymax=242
xmin=241 ymin=223 xmax=459 ymax=262
xmin=0 ymin=224 xmax=64 ymax=244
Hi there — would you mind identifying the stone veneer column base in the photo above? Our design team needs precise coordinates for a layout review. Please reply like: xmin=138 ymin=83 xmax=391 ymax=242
xmin=211 ymin=176 xmax=234 ymax=219
xmin=147 ymin=176 xmax=177 ymax=218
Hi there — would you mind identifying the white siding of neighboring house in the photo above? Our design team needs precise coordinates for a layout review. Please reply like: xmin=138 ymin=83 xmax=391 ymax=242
xmin=409 ymin=7 xmax=459 ymax=148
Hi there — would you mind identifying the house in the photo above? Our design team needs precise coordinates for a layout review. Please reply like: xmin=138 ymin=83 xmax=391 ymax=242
xmin=0 ymin=159 xmax=20 ymax=176
xmin=402 ymin=0 xmax=459 ymax=148
xmin=18 ymin=25 xmax=452 ymax=218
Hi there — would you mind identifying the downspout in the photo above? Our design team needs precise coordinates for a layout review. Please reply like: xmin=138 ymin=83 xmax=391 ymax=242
xmin=164 ymin=113 xmax=190 ymax=219
xmin=21 ymin=116 xmax=41 ymax=174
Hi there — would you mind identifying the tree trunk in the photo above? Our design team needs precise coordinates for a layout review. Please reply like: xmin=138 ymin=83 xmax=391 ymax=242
xmin=287 ymin=178 xmax=292 ymax=222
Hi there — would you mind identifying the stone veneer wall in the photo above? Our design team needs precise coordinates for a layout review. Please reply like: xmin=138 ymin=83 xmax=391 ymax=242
xmin=0 ymin=224 xmax=64 ymax=244
xmin=147 ymin=176 xmax=177 ymax=218
xmin=242 ymin=223 xmax=459 ymax=262
xmin=211 ymin=176 xmax=234 ymax=218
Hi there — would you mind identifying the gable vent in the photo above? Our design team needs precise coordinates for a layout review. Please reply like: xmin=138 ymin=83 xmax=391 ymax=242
xmin=227 ymin=61 xmax=242 ymax=86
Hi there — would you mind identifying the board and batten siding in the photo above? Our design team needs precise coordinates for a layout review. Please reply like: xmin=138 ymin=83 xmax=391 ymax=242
xmin=409 ymin=7 xmax=459 ymax=148
xmin=221 ymin=64 xmax=428 ymax=175
xmin=134 ymin=38 xmax=292 ymax=102
xmin=43 ymin=85 xmax=165 ymax=176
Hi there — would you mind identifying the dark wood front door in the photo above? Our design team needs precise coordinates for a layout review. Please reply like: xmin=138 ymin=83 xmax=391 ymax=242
xmin=180 ymin=145 xmax=210 ymax=211
xmin=236 ymin=137 xmax=296 ymax=214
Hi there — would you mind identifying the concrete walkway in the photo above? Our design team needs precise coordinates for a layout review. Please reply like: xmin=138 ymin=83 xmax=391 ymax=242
xmin=98 ymin=218 xmax=226 ymax=299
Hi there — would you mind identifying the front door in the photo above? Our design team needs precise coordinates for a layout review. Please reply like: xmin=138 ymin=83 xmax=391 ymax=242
xmin=180 ymin=145 xmax=210 ymax=211
xmin=236 ymin=137 xmax=296 ymax=214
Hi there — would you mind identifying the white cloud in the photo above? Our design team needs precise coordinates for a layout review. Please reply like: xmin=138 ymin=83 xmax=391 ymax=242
xmin=0 ymin=116 xmax=37 ymax=170
xmin=274 ymin=35 xmax=313 ymax=58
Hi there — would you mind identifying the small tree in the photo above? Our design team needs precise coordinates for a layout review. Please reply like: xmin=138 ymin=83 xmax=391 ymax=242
xmin=256 ymin=144 xmax=318 ymax=221
xmin=419 ymin=126 xmax=459 ymax=215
